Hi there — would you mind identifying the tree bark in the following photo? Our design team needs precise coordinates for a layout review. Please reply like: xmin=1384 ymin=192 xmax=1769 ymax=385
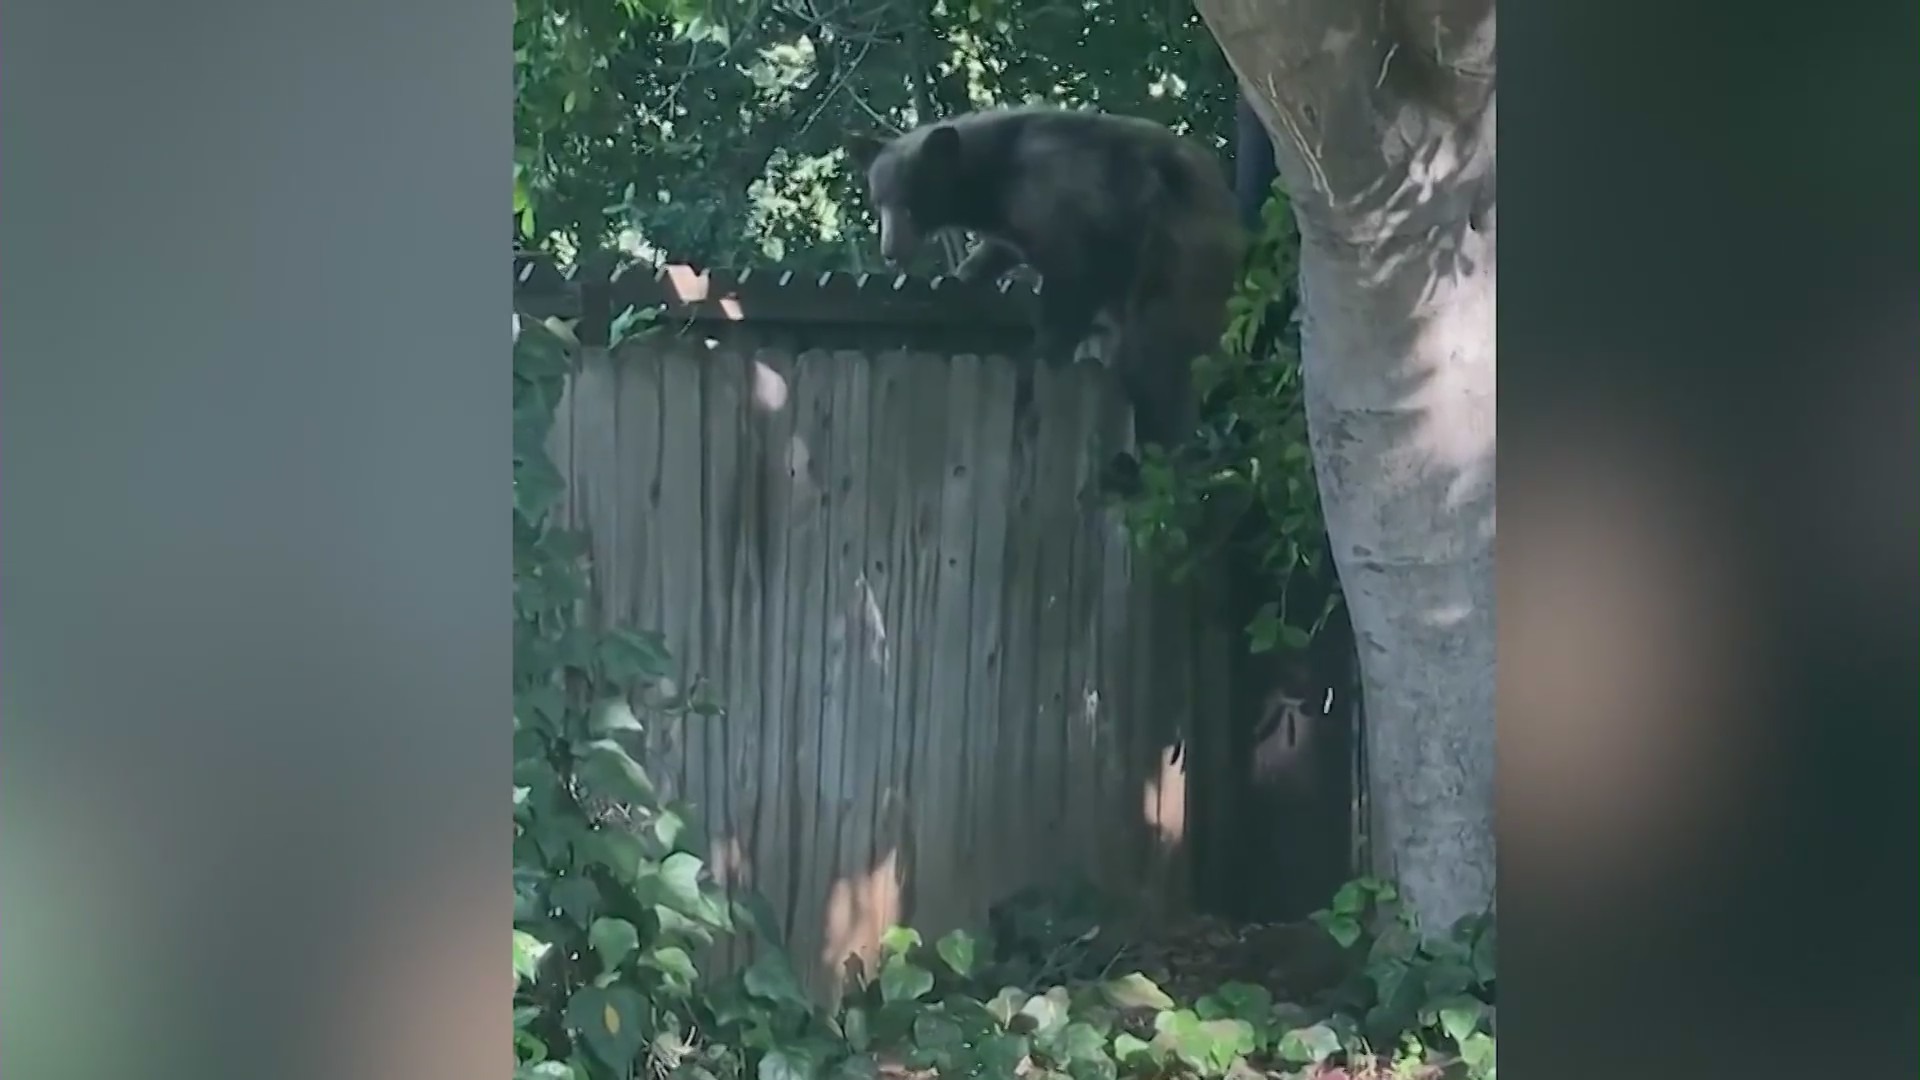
xmin=1192 ymin=0 xmax=1496 ymax=933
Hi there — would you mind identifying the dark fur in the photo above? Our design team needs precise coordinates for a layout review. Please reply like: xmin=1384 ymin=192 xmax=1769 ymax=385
xmin=849 ymin=107 xmax=1245 ymax=454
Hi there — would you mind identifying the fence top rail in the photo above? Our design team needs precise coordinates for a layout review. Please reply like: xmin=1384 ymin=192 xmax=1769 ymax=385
xmin=513 ymin=255 xmax=1043 ymax=335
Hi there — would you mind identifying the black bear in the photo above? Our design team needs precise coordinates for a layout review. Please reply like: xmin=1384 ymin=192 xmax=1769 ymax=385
xmin=848 ymin=106 xmax=1245 ymax=456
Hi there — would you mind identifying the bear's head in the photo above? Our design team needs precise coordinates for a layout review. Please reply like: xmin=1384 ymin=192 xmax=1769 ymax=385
xmin=848 ymin=123 xmax=964 ymax=266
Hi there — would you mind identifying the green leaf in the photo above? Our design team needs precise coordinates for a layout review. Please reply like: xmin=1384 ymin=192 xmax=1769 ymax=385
xmin=911 ymin=1011 xmax=966 ymax=1056
xmin=743 ymin=950 xmax=809 ymax=1005
xmin=1275 ymin=1023 xmax=1341 ymax=1065
xmin=652 ymin=903 xmax=719 ymax=947
xmin=878 ymin=955 xmax=934 ymax=1003
xmin=1330 ymin=880 xmax=1367 ymax=915
xmin=1323 ymin=914 xmax=1363 ymax=948
xmin=878 ymin=925 xmax=922 ymax=956
xmin=1020 ymin=987 xmax=1071 ymax=1038
xmin=514 ymin=323 xmax=571 ymax=379
xmin=513 ymin=1026 xmax=548 ymax=1064
xmin=1460 ymin=1031 xmax=1497 ymax=1077
xmin=935 ymin=928 xmax=977 ymax=977
xmin=587 ymin=917 xmax=640 ymax=971
xmin=1110 ymin=1032 xmax=1152 ymax=1065
xmin=1100 ymin=971 xmax=1176 ymax=1011
xmin=515 ymin=454 xmax=568 ymax=521
xmin=642 ymin=944 xmax=698 ymax=992
xmin=1436 ymin=995 xmax=1487 ymax=1045
xmin=519 ymin=1062 xmax=579 ymax=1080
xmin=645 ymin=807 xmax=689 ymax=854
xmin=589 ymin=828 xmax=650 ymax=884
xmin=986 ymin=986 xmax=1030 ymax=1025
xmin=565 ymin=985 xmax=647 ymax=1067
xmin=608 ymin=304 xmax=658 ymax=347
xmin=757 ymin=1049 xmax=815 ymax=1080
xmin=1211 ymin=981 xmax=1272 ymax=1024
xmin=648 ymin=850 xmax=713 ymax=916
xmin=977 ymin=1033 xmax=1032 ymax=1075
xmin=576 ymin=738 xmax=658 ymax=805
xmin=588 ymin=696 xmax=644 ymax=735
xmin=842 ymin=1006 xmax=871 ymax=1051
xmin=514 ymin=929 xmax=551 ymax=984
xmin=1472 ymin=922 xmax=1497 ymax=985
xmin=513 ymin=867 xmax=545 ymax=921
xmin=1058 ymin=1022 xmax=1108 ymax=1062
xmin=551 ymin=875 xmax=601 ymax=925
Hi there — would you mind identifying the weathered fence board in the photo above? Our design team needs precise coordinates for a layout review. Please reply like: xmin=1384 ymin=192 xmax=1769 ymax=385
xmin=548 ymin=318 xmax=1223 ymax=995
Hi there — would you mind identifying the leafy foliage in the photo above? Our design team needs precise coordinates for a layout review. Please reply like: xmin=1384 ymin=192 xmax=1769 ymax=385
xmin=1113 ymin=188 xmax=1343 ymax=657
xmin=515 ymin=0 xmax=1235 ymax=269
xmin=832 ymin=894 xmax=1495 ymax=1080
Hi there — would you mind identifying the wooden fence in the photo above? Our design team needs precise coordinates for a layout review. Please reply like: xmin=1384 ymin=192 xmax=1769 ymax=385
xmin=516 ymin=260 xmax=1348 ymax=997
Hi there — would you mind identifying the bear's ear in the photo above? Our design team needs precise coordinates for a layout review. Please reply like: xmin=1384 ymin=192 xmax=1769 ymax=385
xmin=846 ymin=133 xmax=887 ymax=171
xmin=921 ymin=124 xmax=962 ymax=166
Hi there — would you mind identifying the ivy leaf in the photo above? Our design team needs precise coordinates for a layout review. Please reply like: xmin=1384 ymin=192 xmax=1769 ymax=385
xmin=935 ymin=929 xmax=977 ymax=977
xmin=1320 ymin=913 xmax=1363 ymax=948
xmin=1019 ymin=988 xmax=1070 ymax=1038
xmin=878 ymin=926 xmax=922 ymax=956
xmin=1059 ymin=1022 xmax=1109 ymax=1063
xmin=514 ymin=455 xmax=568 ymax=521
xmin=565 ymin=986 xmax=647 ymax=1067
xmin=911 ymin=1011 xmax=965 ymax=1057
xmin=1460 ymin=1031 xmax=1497 ymax=1077
xmin=979 ymin=1033 xmax=1032 ymax=1074
xmin=590 ymin=829 xmax=650 ymax=884
xmin=757 ymin=1049 xmax=815 ymax=1080
xmin=645 ymin=806 xmax=689 ymax=855
xmin=1436 ymin=995 xmax=1487 ymax=1045
xmin=645 ymin=851 xmax=715 ymax=919
xmin=1472 ymin=922 xmax=1497 ymax=985
xmin=986 ymin=986 xmax=1030 ymax=1025
xmin=513 ymin=867 xmax=545 ymax=922
xmin=588 ymin=696 xmax=644 ymax=735
xmin=642 ymin=944 xmax=698 ymax=993
xmin=514 ymin=324 xmax=572 ymax=379
xmin=514 ymin=930 xmax=551 ymax=984
xmin=652 ymin=904 xmax=719 ymax=947
xmin=608 ymin=304 xmax=659 ymax=347
xmin=1110 ymin=1032 xmax=1152 ymax=1065
xmin=1276 ymin=1023 xmax=1341 ymax=1065
xmin=841 ymin=1006 xmax=871 ymax=1051
xmin=878 ymin=955 xmax=934 ymax=1003
xmin=576 ymin=738 xmax=658 ymax=805
xmin=551 ymin=875 xmax=601 ymax=925
xmin=1212 ymin=981 xmax=1273 ymax=1024
xmin=1099 ymin=972 xmax=1175 ymax=1011
xmin=587 ymin=917 xmax=639 ymax=971
xmin=743 ymin=950 xmax=809 ymax=1005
